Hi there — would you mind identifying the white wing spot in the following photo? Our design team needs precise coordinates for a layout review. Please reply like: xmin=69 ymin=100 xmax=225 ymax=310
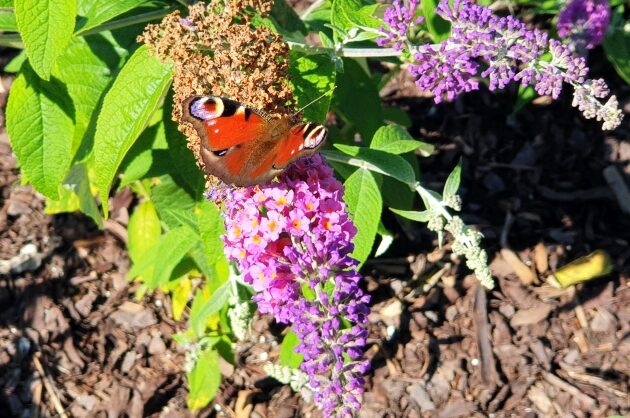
xmin=214 ymin=128 xmax=219 ymax=133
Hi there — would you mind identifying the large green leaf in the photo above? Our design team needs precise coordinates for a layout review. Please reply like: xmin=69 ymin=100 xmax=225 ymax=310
xmin=344 ymin=168 xmax=382 ymax=265
xmin=288 ymin=52 xmax=336 ymax=123
xmin=187 ymin=348 xmax=221 ymax=410
xmin=331 ymin=0 xmax=381 ymax=32
xmin=94 ymin=45 xmax=172 ymax=217
xmin=52 ymin=36 xmax=114 ymax=160
xmin=76 ymin=0 xmax=149 ymax=34
xmin=6 ymin=64 xmax=74 ymax=199
xmin=15 ymin=0 xmax=76 ymax=80
xmin=151 ymin=174 xmax=196 ymax=229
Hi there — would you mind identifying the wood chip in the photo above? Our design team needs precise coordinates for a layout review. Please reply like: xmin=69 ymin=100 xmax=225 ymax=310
xmin=500 ymin=248 xmax=538 ymax=285
xmin=510 ymin=302 xmax=553 ymax=327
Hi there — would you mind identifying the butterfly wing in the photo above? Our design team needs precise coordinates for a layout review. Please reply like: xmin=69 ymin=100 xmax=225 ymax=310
xmin=181 ymin=96 xmax=327 ymax=185
xmin=182 ymin=96 xmax=267 ymax=150
xmin=273 ymin=122 xmax=328 ymax=168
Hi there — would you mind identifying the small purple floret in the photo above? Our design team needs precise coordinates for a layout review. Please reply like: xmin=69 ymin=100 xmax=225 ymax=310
xmin=557 ymin=0 xmax=611 ymax=52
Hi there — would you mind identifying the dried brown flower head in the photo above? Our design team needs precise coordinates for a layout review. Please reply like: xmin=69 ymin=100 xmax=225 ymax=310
xmin=139 ymin=0 xmax=292 ymax=176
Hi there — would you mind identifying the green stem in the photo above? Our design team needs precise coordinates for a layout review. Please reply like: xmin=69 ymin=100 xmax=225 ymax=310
xmin=287 ymin=41 xmax=403 ymax=58
xmin=76 ymin=7 xmax=174 ymax=36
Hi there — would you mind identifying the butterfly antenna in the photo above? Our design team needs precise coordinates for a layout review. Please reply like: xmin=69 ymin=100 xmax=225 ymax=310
xmin=291 ymin=86 xmax=337 ymax=117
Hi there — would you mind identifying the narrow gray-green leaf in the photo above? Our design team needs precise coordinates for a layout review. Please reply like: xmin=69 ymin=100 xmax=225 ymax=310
xmin=443 ymin=161 xmax=462 ymax=199
xmin=94 ymin=45 xmax=172 ymax=217
xmin=15 ymin=0 xmax=77 ymax=80
xmin=371 ymin=125 xmax=435 ymax=156
xmin=6 ymin=64 xmax=74 ymax=199
xmin=390 ymin=208 xmax=431 ymax=222
xmin=375 ymin=221 xmax=393 ymax=257
xmin=344 ymin=168 xmax=382 ymax=265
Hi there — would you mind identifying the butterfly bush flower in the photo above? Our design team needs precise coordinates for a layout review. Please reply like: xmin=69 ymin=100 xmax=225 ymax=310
xmin=557 ymin=0 xmax=611 ymax=52
xmin=377 ymin=0 xmax=424 ymax=50
xmin=215 ymin=155 xmax=370 ymax=417
xmin=377 ymin=0 xmax=622 ymax=130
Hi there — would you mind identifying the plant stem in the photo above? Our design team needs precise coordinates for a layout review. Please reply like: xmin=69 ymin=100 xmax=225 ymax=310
xmin=77 ymin=8 xmax=174 ymax=36
xmin=287 ymin=41 xmax=403 ymax=58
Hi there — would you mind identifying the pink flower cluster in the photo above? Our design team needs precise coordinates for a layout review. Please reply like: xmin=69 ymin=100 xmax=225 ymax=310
xmin=214 ymin=155 xmax=370 ymax=417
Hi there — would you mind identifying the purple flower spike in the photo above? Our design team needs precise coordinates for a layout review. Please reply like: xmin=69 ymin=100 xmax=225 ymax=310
xmin=216 ymin=155 xmax=370 ymax=417
xmin=557 ymin=0 xmax=611 ymax=52
xmin=377 ymin=0 xmax=424 ymax=51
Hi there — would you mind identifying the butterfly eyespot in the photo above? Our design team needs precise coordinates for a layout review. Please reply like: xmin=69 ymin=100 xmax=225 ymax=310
xmin=303 ymin=125 xmax=327 ymax=149
xmin=190 ymin=97 xmax=224 ymax=120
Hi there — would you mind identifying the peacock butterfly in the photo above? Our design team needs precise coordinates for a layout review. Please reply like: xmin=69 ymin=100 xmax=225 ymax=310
xmin=181 ymin=96 xmax=328 ymax=185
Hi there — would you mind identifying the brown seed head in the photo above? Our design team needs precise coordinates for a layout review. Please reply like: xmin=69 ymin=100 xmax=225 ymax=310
xmin=139 ymin=0 xmax=292 ymax=179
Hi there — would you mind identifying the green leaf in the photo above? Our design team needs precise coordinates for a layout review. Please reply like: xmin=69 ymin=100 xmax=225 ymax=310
xmin=371 ymin=125 xmax=435 ymax=156
xmin=331 ymin=0 xmax=381 ymax=32
xmin=329 ymin=144 xmax=416 ymax=184
xmin=196 ymin=200 xmax=226 ymax=266
xmin=443 ymin=161 xmax=461 ymax=199
xmin=15 ymin=0 xmax=77 ymax=80
xmin=332 ymin=58 xmax=383 ymax=141
xmin=421 ymin=0 xmax=450 ymax=42
xmin=603 ymin=19 xmax=630 ymax=84
xmin=383 ymin=106 xmax=412 ymax=128
xmin=269 ymin=0 xmax=306 ymax=41
xmin=288 ymin=52 xmax=336 ymax=123
xmin=94 ymin=44 xmax=172 ymax=217
xmin=75 ymin=0 xmax=149 ymax=34
xmin=130 ymin=226 xmax=197 ymax=289
xmin=187 ymin=348 xmax=221 ymax=411
xmin=127 ymin=200 xmax=161 ymax=263
xmin=279 ymin=329 xmax=303 ymax=369
xmin=52 ymin=35 xmax=115 ymax=160
xmin=151 ymin=174 xmax=196 ymax=229
xmin=191 ymin=280 xmax=232 ymax=337
xmin=344 ymin=168 xmax=382 ymax=265
xmin=45 ymin=163 xmax=101 ymax=227
xmin=0 ymin=8 xmax=16 ymax=31
xmin=119 ymin=122 xmax=169 ymax=186
xmin=6 ymin=64 xmax=74 ymax=199
xmin=163 ymin=93 xmax=205 ymax=196
xmin=390 ymin=207 xmax=431 ymax=222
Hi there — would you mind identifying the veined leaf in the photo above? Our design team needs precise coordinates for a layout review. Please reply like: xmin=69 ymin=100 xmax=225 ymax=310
xmin=0 ymin=8 xmax=16 ymax=31
xmin=6 ymin=64 xmax=74 ymax=199
xmin=288 ymin=51 xmax=336 ymax=123
xmin=45 ymin=163 xmax=102 ymax=227
xmin=15 ymin=0 xmax=76 ymax=80
xmin=94 ymin=45 xmax=172 ymax=217
xmin=151 ymin=174 xmax=196 ymax=229
xmin=344 ymin=168 xmax=382 ymax=265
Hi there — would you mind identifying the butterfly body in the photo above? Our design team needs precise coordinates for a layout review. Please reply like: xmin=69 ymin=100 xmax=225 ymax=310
xmin=182 ymin=96 xmax=327 ymax=185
